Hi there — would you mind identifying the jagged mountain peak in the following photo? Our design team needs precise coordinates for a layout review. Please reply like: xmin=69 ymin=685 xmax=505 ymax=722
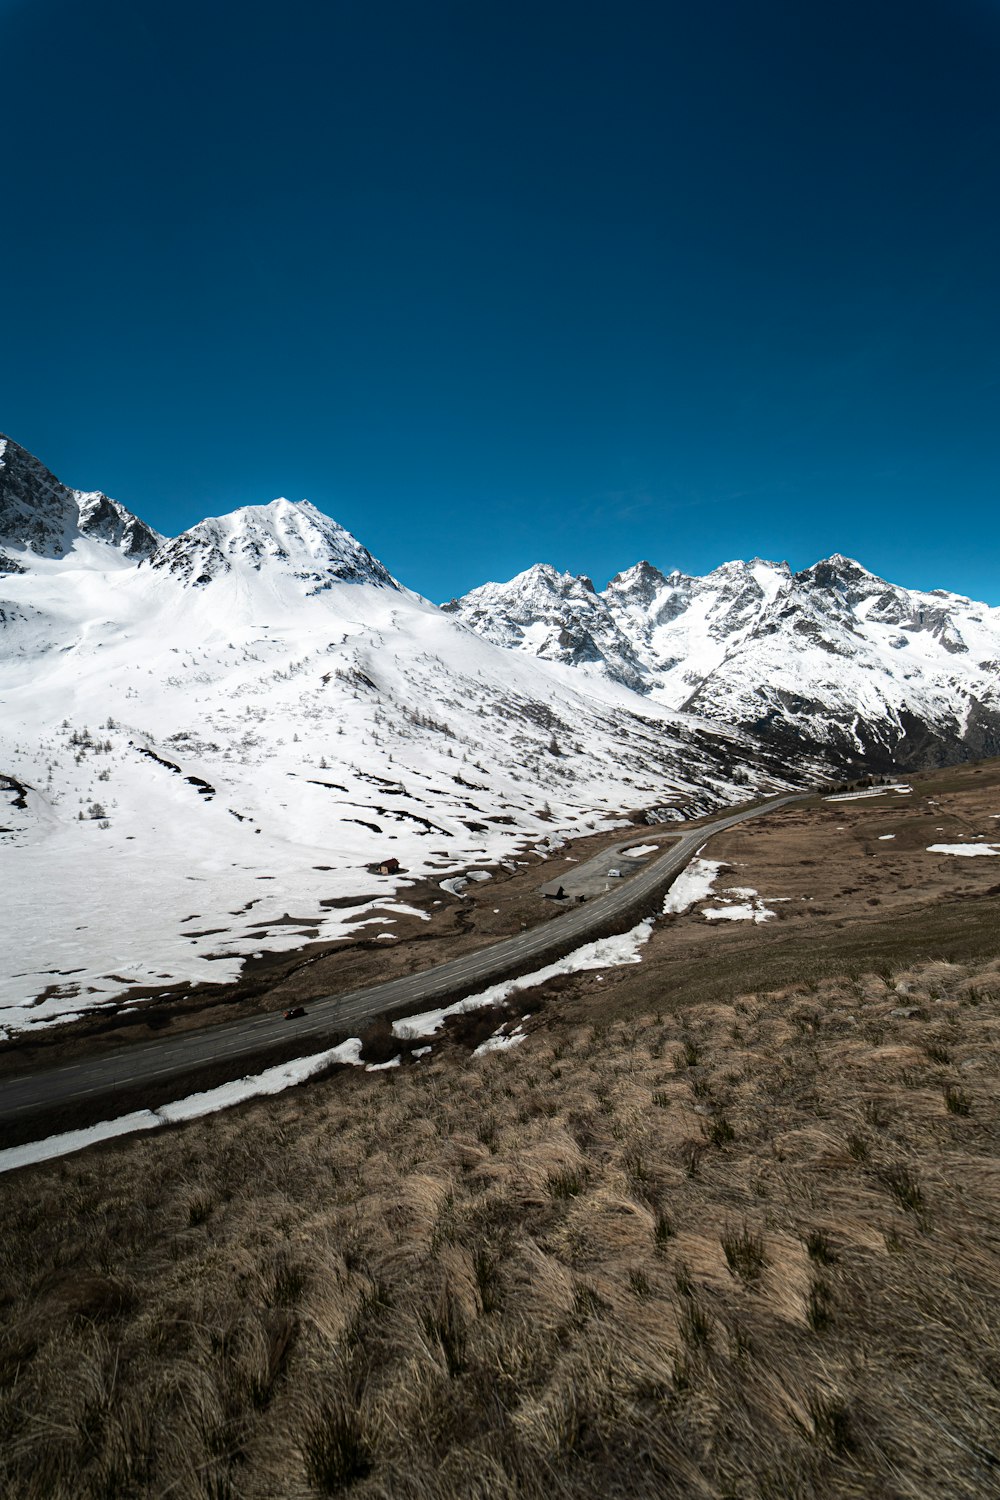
xmin=448 ymin=547 xmax=1000 ymax=771
xmin=705 ymin=555 xmax=789 ymax=589
xmin=0 ymin=434 xmax=161 ymax=566
xmin=504 ymin=561 xmax=594 ymax=594
xmin=442 ymin=562 xmax=601 ymax=617
xmin=440 ymin=558 xmax=647 ymax=689
xmin=795 ymin=554 xmax=882 ymax=592
xmin=147 ymin=498 xmax=398 ymax=592
xmin=605 ymin=559 xmax=670 ymax=604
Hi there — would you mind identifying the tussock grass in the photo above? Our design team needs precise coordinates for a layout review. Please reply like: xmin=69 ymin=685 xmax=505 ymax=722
xmin=2 ymin=954 xmax=1000 ymax=1497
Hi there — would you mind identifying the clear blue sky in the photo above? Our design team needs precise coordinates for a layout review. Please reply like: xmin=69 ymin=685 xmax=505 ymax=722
xmin=2 ymin=0 xmax=999 ymax=603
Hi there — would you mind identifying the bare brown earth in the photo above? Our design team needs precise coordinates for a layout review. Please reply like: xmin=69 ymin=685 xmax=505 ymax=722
xmin=545 ymin=758 xmax=1000 ymax=1029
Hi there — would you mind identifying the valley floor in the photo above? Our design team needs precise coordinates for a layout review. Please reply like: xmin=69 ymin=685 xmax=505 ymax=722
xmin=2 ymin=761 xmax=1000 ymax=1498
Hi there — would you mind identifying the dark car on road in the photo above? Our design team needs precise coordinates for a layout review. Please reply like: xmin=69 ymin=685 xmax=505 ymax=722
xmin=283 ymin=1006 xmax=307 ymax=1019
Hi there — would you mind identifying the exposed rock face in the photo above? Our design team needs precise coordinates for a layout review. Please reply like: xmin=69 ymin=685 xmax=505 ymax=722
xmin=446 ymin=553 xmax=1000 ymax=773
xmin=0 ymin=435 xmax=161 ymax=564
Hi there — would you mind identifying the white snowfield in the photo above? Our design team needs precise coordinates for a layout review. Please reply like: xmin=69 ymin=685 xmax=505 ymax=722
xmin=662 ymin=857 xmax=782 ymax=923
xmin=825 ymin=785 xmax=912 ymax=802
xmin=662 ymin=857 xmax=723 ymax=913
xmin=0 ymin=437 xmax=801 ymax=1036
xmin=926 ymin=843 xmax=1000 ymax=857
xmin=0 ymin=1040 xmax=365 ymax=1174
xmin=703 ymin=894 xmax=776 ymax=923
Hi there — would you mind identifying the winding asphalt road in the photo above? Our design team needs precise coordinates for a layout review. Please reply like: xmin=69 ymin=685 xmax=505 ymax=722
xmin=1 ymin=794 xmax=799 ymax=1130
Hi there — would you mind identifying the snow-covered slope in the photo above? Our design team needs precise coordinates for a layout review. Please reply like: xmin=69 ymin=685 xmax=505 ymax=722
xmin=448 ymin=553 xmax=1000 ymax=770
xmin=0 ymin=437 xmax=805 ymax=1035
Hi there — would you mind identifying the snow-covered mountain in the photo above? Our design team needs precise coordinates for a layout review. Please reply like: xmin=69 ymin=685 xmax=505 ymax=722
xmin=149 ymin=499 xmax=398 ymax=591
xmin=0 ymin=437 xmax=805 ymax=1036
xmin=446 ymin=554 xmax=1000 ymax=770
xmin=0 ymin=435 xmax=161 ymax=569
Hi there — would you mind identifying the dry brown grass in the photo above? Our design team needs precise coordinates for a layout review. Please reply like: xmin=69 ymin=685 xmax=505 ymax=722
xmin=2 ymin=952 xmax=1000 ymax=1498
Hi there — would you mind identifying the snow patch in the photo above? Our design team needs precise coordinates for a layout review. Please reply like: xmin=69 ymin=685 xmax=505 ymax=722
xmin=702 ymin=884 xmax=776 ymax=923
xmin=392 ymin=919 xmax=655 ymax=1040
xmin=0 ymin=1038 xmax=365 ymax=1174
xmin=926 ymin=843 xmax=1000 ymax=857
xmin=662 ymin=858 xmax=723 ymax=913
xmin=825 ymin=785 xmax=911 ymax=802
xmin=473 ymin=1023 xmax=527 ymax=1056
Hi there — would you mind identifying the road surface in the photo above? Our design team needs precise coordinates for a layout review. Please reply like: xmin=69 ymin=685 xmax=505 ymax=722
xmin=1 ymin=794 xmax=798 ymax=1130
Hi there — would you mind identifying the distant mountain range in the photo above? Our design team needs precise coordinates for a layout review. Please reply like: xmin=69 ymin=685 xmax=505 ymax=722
xmin=445 ymin=554 xmax=1000 ymax=770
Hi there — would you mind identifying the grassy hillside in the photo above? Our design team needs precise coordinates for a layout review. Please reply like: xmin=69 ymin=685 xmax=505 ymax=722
xmin=2 ymin=950 xmax=999 ymax=1498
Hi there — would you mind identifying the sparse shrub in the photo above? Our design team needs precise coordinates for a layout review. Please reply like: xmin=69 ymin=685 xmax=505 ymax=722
xmin=549 ymin=1167 xmax=586 ymax=1199
xmin=680 ymin=1299 xmax=713 ymax=1349
xmin=272 ymin=1259 xmax=308 ymax=1307
xmin=944 ymin=1085 xmax=972 ymax=1116
xmin=245 ymin=1313 xmax=298 ymax=1410
xmin=472 ymin=1250 xmax=502 ymax=1314
xmin=805 ymin=1230 xmax=837 ymax=1265
xmin=358 ymin=1278 xmax=392 ymax=1322
xmin=301 ymin=1399 xmax=373 ymax=1493
xmin=421 ymin=1289 xmax=466 ymax=1377
xmin=622 ymin=1146 xmax=651 ymax=1190
xmin=628 ymin=1267 xmax=652 ymax=1298
xmin=573 ymin=1281 xmax=609 ymax=1320
xmin=705 ymin=1114 xmax=735 ymax=1146
xmin=809 ymin=1394 xmax=853 ymax=1454
xmin=878 ymin=1163 xmax=924 ymax=1214
xmin=682 ymin=1039 xmax=700 ymax=1067
xmin=187 ymin=1195 xmax=213 ymax=1227
xmin=722 ymin=1225 xmax=767 ymax=1281
xmin=807 ymin=1280 xmax=834 ymax=1331
xmin=653 ymin=1211 xmax=674 ymax=1247
xmin=846 ymin=1131 xmax=869 ymax=1162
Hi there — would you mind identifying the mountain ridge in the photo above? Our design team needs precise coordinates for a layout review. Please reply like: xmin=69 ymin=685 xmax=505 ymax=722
xmin=1 ymin=434 xmax=809 ymax=1036
xmin=446 ymin=553 xmax=1000 ymax=772
xmin=4 ymin=432 xmax=997 ymax=777
xmin=0 ymin=434 xmax=161 ymax=567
